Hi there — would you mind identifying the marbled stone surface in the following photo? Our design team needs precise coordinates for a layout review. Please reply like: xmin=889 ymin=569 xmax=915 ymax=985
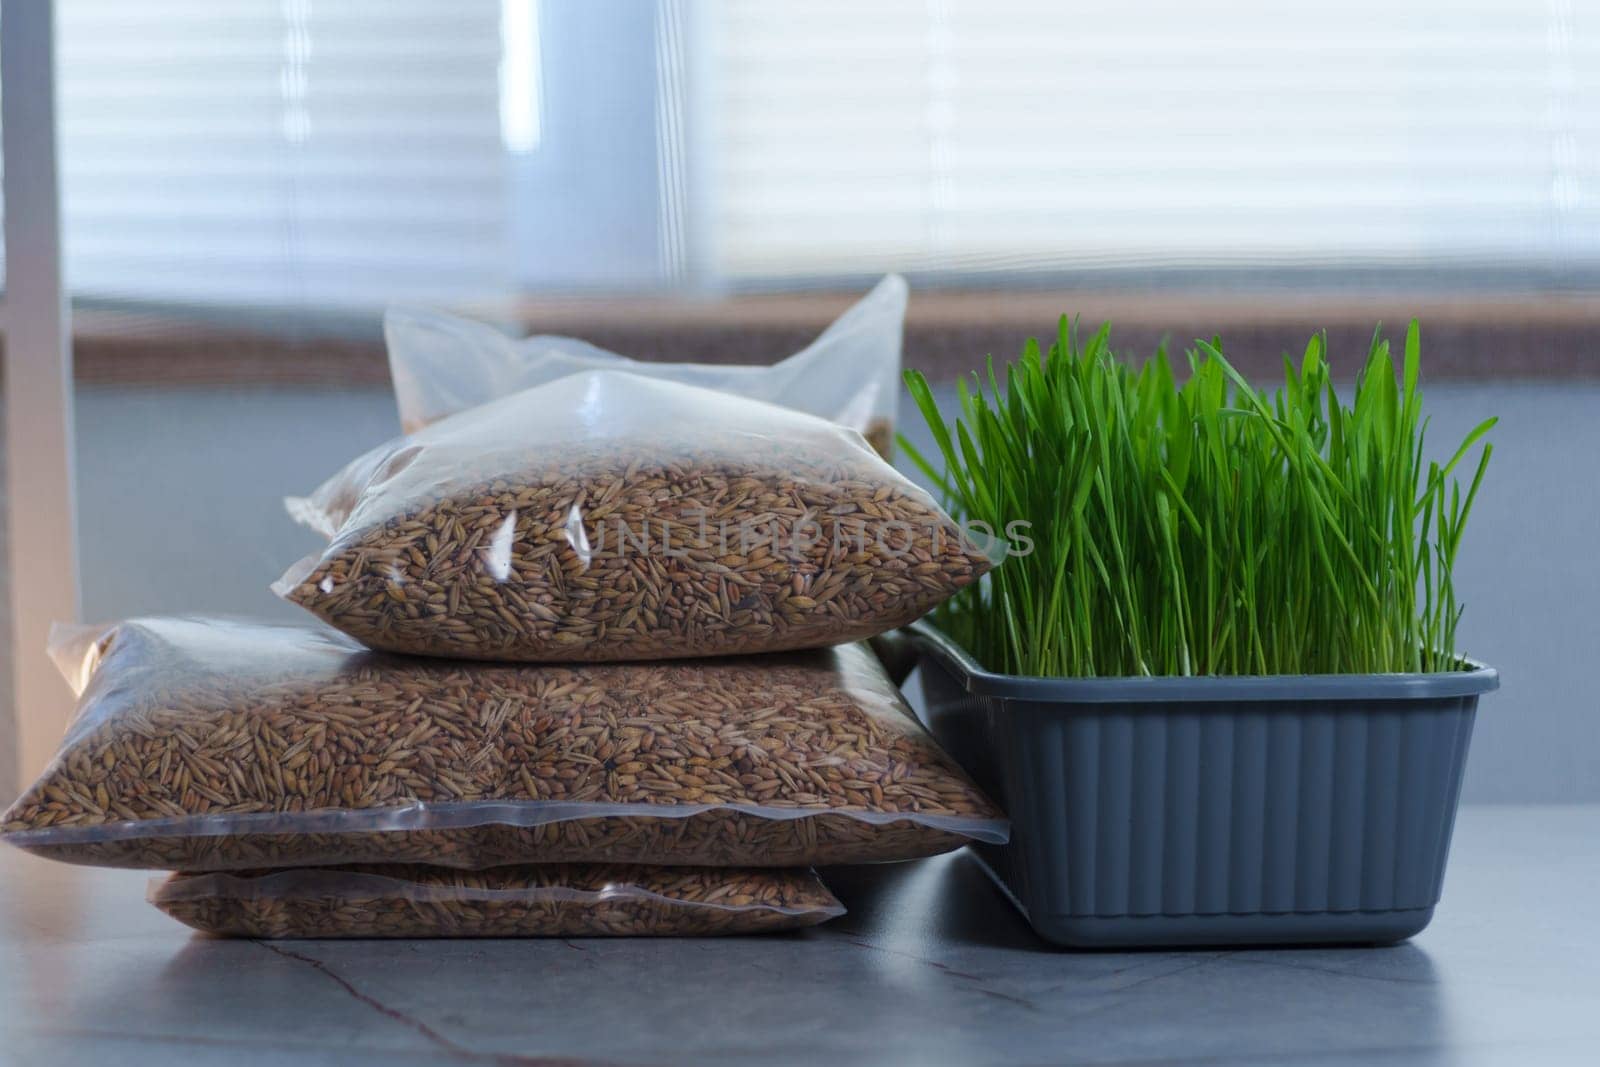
xmin=2 ymin=805 xmax=1597 ymax=1065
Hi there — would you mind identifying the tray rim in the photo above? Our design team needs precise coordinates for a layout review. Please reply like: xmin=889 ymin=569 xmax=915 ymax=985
xmin=907 ymin=620 xmax=1499 ymax=705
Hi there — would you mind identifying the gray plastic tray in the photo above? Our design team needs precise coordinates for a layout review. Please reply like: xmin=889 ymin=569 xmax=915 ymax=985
xmin=902 ymin=621 xmax=1499 ymax=949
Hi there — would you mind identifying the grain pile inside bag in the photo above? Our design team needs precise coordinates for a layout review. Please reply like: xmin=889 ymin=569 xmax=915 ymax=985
xmin=386 ymin=273 xmax=907 ymax=457
xmin=151 ymin=864 xmax=844 ymax=939
xmin=1 ymin=617 xmax=1007 ymax=870
xmin=278 ymin=370 xmax=990 ymax=661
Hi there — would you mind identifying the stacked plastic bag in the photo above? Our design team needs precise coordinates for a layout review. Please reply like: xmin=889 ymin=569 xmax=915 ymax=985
xmin=2 ymin=276 xmax=1009 ymax=939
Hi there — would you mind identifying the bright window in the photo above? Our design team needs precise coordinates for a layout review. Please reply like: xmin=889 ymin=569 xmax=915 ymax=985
xmin=55 ymin=0 xmax=512 ymax=307
xmin=8 ymin=0 xmax=1596 ymax=308
xmin=706 ymin=0 xmax=1600 ymax=283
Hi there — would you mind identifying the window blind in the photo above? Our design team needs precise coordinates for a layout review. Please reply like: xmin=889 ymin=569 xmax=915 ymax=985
xmin=9 ymin=1 xmax=1596 ymax=306
xmin=55 ymin=0 xmax=510 ymax=308
xmin=704 ymin=0 xmax=1600 ymax=282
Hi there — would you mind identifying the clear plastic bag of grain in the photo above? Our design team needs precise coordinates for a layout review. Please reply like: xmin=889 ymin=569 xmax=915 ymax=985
xmin=278 ymin=370 xmax=992 ymax=662
xmin=3 ymin=617 xmax=1008 ymax=871
xmin=386 ymin=273 xmax=906 ymax=457
xmin=151 ymin=864 xmax=844 ymax=938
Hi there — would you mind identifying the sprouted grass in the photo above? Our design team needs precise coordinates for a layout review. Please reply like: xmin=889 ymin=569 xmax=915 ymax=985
xmin=902 ymin=319 xmax=1494 ymax=677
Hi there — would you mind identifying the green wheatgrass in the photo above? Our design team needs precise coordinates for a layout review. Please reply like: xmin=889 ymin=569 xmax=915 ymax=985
xmin=902 ymin=319 xmax=1494 ymax=678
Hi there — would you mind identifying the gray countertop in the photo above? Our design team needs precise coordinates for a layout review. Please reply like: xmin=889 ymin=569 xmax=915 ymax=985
xmin=3 ymin=805 xmax=1597 ymax=1067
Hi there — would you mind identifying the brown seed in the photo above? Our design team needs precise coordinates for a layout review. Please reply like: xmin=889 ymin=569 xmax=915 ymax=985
xmin=3 ymin=618 xmax=1006 ymax=871
xmin=151 ymin=864 xmax=843 ymax=938
xmin=280 ymin=395 xmax=984 ymax=662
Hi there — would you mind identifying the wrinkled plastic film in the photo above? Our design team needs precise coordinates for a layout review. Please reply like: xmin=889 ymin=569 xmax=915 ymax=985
xmin=4 ymin=617 xmax=1008 ymax=870
xmin=150 ymin=865 xmax=845 ymax=938
xmin=386 ymin=274 xmax=907 ymax=453
xmin=150 ymin=865 xmax=844 ymax=916
xmin=277 ymin=371 xmax=990 ymax=662
xmin=45 ymin=621 xmax=119 ymax=698
xmin=5 ymin=799 xmax=1009 ymax=845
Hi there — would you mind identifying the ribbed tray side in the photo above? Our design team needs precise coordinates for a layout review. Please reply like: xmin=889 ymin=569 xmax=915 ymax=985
xmin=992 ymin=697 xmax=1478 ymax=921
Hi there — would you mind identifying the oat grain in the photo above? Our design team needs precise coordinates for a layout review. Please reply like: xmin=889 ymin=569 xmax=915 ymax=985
xmin=152 ymin=864 xmax=842 ymax=938
xmin=279 ymin=373 xmax=986 ymax=661
xmin=5 ymin=618 xmax=1006 ymax=870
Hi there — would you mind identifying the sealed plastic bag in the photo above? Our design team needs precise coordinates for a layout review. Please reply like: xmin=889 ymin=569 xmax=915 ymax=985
xmin=279 ymin=371 xmax=991 ymax=662
xmin=151 ymin=864 xmax=844 ymax=938
xmin=388 ymin=274 xmax=907 ymax=457
xmin=2 ymin=617 xmax=1007 ymax=871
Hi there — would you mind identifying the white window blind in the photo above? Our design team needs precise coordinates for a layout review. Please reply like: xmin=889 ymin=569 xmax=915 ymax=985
xmin=705 ymin=0 xmax=1600 ymax=282
xmin=7 ymin=1 xmax=1594 ymax=306
xmin=55 ymin=0 xmax=510 ymax=308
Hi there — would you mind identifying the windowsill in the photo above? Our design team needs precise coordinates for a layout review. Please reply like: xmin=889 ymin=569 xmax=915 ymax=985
xmin=51 ymin=289 xmax=1600 ymax=387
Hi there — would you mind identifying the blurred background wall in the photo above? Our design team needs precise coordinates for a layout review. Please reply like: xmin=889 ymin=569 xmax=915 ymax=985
xmin=2 ymin=0 xmax=1597 ymax=802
